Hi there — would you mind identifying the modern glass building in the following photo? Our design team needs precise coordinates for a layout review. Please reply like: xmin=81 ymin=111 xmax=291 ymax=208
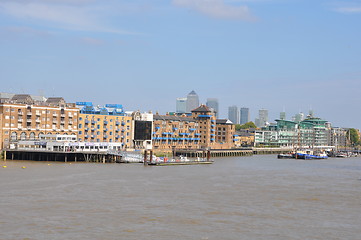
xmin=257 ymin=109 xmax=268 ymax=127
xmin=186 ymin=90 xmax=199 ymax=113
xmin=228 ymin=105 xmax=239 ymax=124
xmin=206 ymin=98 xmax=219 ymax=118
xmin=176 ymin=98 xmax=187 ymax=113
xmin=240 ymin=107 xmax=250 ymax=125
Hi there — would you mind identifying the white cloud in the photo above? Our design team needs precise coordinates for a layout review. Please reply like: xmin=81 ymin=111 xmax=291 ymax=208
xmin=335 ymin=7 xmax=361 ymax=13
xmin=172 ymin=0 xmax=257 ymax=21
xmin=0 ymin=0 xmax=135 ymax=34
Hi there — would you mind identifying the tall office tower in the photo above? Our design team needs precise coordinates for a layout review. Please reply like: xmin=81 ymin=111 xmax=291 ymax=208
xmin=206 ymin=98 xmax=219 ymax=118
xmin=186 ymin=90 xmax=199 ymax=112
xmin=176 ymin=98 xmax=187 ymax=113
xmin=240 ymin=107 xmax=250 ymax=124
xmin=228 ymin=105 xmax=240 ymax=124
xmin=280 ymin=111 xmax=286 ymax=120
xmin=258 ymin=109 xmax=268 ymax=127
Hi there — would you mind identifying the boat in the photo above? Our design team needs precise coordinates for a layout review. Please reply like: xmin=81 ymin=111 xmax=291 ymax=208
xmin=277 ymin=152 xmax=295 ymax=159
xmin=147 ymin=155 xmax=213 ymax=166
xmin=294 ymin=149 xmax=328 ymax=160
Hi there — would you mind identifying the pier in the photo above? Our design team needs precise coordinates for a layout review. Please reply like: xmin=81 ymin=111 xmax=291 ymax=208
xmin=3 ymin=149 xmax=123 ymax=163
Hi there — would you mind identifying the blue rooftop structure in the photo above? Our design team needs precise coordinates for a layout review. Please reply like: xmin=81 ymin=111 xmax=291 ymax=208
xmin=77 ymin=102 xmax=125 ymax=116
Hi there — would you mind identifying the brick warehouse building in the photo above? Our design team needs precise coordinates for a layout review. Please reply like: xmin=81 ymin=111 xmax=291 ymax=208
xmin=0 ymin=94 xmax=79 ymax=149
xmin=152 ymin=105 xmax=236 ymax=150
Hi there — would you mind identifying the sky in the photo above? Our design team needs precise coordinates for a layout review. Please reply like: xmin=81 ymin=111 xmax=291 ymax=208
xmin=0 ymin=0 xmax=360 ymax=129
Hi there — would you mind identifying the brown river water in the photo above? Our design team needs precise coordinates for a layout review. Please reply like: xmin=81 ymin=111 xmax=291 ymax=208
xmin=1 ymin=155 xmax=361 ymax=240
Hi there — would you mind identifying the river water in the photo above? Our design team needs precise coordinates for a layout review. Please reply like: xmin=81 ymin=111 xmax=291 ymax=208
xmin=1 ymin=155 xmax=361 ymax=240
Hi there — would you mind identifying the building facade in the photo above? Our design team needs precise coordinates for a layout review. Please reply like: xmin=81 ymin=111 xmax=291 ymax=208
xmin=152 ymin=105 xmax=235 ymax=150
xmin=76 ymin=102 xmax=133 ymax=149
xmin=206 ymin=98 xmax=219 ymax=118
xmin=240 ymin=107 xmax=250 ymax=125
xmin=186 ymin=90 xmax=199 ymax=113
xmin=0 ymin=94 xmax=79 ymax=149
xmin=256 ymin=109 xmax=268 ymax=127
xmin=254 ymin=118 xmax=347 ymax=148
xmin=176 ymin=98 xmax=187 ymax=113
xmin=228 ymin=105 xmax=239 ymax=124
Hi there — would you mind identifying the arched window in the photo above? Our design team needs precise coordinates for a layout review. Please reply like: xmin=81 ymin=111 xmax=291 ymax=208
xmin=10 ymin=132 xmax=17 ymax=141
xmin=29 ymin=132 xmax=36 ymax=140
xmin=20 ymin=132 xmax=27 ymax=140
xmin=38 ymin=132 xmax=44 ymax=138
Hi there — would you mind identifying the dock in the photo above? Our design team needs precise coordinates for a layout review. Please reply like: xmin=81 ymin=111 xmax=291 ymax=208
xmin=4 ymin=149 xmax=123 ymax=163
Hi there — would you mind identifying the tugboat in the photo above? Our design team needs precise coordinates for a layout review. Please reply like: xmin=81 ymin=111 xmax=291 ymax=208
xmin=294 ymin=149 xmax=328 ymax=160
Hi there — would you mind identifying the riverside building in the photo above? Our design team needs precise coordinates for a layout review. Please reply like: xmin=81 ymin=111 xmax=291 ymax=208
xmin=254 ymin=117 xmax=347 ymax=148
xmin=152 ymin=105 xmax=236 ymax=150
xmin=76 ymin=102 xmax=133 ymax=149
xmin=0 ymin=94 xmax=79 ymax=149
xmin=76 ymin=102 xmax=153 ymax=150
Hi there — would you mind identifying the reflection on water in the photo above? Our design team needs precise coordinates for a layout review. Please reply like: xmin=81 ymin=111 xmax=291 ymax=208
xmin=1 ymin=155 xmax=361 ymax=240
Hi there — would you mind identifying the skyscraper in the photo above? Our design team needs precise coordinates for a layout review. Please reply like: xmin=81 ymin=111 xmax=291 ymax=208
xmin=240 ymin=107 xmax=250 ymax=124
xmin=257 ymin=109 xmax=268 ymax=127
xmin=228 ymin=105 xmax=239 ymax=124
xmin=186 ymin=90 xmax=199 ymax=112
xmin=206 ymin=98 xmax=219 ymax=118
xmin=176 ymin=98 xmax=187 ymax=113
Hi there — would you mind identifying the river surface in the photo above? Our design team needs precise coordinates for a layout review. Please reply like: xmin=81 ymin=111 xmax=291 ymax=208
xmin=1 ymin=155 xmax=361 ymax=240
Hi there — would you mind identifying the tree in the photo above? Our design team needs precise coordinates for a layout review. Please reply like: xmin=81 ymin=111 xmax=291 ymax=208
xmin=236 ymin=121 xmax=257 ymax=130
xmin=347 ymin=128 xmax=360 ymax=146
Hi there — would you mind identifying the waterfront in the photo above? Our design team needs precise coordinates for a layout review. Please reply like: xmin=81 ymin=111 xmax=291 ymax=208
xmin=1 ymin=155 xmax=361 ymax=240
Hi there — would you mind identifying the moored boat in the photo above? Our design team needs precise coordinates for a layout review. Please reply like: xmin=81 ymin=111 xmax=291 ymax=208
xmin=295 ymin=149 xmax=328 ymax=160
xmin=147 ymin=155 xmax=213 ymax=166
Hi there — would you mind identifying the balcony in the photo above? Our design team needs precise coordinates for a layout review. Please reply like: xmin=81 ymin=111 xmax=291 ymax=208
xmin=18 ymin=111 xmax=23 ymax=115
xmin=53 ymin=113 xmax=58 ymax=117
xmin=18 ymin=118 xmax=23 ymax=122
xmin=27 ymin=112 xmax=32 ymax=116
xmin=26 ymin=119 xmax=32 ymax=123
xmin=36 ymin=112 xmax=41 ymax=116
xmin=91 ymin=120 xmax=96 ymax=124
xmin=36 ymin=119 xmax=41 ymax=123
xmin=69 ymin=121 xmax=73 ymax=125
xmin=104 ymin=120 xmax=108 ymax=125
xmin=61 ymin=114 xmax=66 ymax=118
xmin=103 ymin=128 xmax=108 ymax=132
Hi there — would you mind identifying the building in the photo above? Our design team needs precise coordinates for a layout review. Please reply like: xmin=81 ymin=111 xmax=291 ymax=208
xmin=186 ymin=90 xmax=199 ymax=113
xmin=176 ymin=98 xmax=187 ymax=113
xmin=152 ymin=105 xmax=235 ymax=150
xmin=256 ymin=109 xmax=268 ymax=127
xmin=206 ymin=98 xmax=219 ymax=118
xmin=234 ymin=129 xmax=255 ymax=147
xmin=76 ymin=102 xmax=133 ymax=149
xmin=76 ymin=102 xmax=153 ymax=150
xmin=280 ymin=111 xmax=286 ymax=120
xmin=0 ymin=94 xmax=79 ymax=150
xmin=240 ymin=107 xmax=250 ymax=125
xmin=254 ymin=117 xmax=346 ymax=148
xmin=228 ymin=105 xmax=239 ymax=124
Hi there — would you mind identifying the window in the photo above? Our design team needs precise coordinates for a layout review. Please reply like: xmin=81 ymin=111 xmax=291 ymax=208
xmin=79 ymin=124 xmax=82 ymax=128
xmin=79 ymin=117 xmax=82 ymax=121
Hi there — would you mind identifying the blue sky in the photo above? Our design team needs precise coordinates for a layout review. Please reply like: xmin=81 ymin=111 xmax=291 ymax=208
xmin=0 ymin=0 xmax=360 ymax=128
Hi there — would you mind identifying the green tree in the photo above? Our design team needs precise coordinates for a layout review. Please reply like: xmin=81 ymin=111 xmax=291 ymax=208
xmin=235 ymin=121 xmax=257 ymax=130
xmin=348 ymin=128 xmax=360 ymax=146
